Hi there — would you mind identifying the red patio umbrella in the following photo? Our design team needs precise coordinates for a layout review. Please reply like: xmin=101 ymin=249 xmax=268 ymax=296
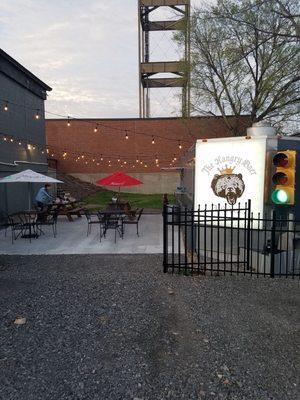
xmin=96 ymin=171 xmax=143 ymax=192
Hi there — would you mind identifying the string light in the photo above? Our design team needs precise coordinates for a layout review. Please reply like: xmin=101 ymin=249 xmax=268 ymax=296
xmin=152 ymin=136 xmax=155 ymax=145
xmin=125 ymin=131 xmax=129 ymax=140
xmin=0 ymin=97 xmax=192 ymax=147
xmin=0 ymin=131 xmax=182 ymax=168
xmin=178 ymin=141 xmax=182 ymax=149
xmin=35 ymin=109 xmax=40 ymax=120
xmin=94 ymin=125 xmax=98 ymax=133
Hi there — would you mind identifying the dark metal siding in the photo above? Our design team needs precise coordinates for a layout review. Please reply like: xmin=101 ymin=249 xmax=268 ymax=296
xmin=0 ymin=68 xmax=48 ymax=215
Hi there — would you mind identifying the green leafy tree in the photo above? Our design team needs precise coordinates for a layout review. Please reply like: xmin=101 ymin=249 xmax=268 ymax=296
xmin=178 ymin=0 xmax=299 ymax=134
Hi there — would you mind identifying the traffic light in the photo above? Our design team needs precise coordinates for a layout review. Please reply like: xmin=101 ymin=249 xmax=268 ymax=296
xmin=271 ymin=150 xmax=296 ymax=205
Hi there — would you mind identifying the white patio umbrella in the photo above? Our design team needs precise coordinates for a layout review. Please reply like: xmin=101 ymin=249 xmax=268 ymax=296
xmin=0 ymin=169 xmax=63 ymax=209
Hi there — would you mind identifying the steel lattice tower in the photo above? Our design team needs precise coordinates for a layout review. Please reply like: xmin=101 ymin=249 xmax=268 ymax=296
xmin=138 ymin=0 xmax=191 ymax=118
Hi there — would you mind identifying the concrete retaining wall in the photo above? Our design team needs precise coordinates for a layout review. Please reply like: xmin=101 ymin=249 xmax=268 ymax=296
xmin=70 ymin=172 xmax=180 ymax=194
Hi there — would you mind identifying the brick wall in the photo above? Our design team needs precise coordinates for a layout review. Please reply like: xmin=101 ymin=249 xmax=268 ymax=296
xmin=46 ymin=116 xmax=250 ymax=175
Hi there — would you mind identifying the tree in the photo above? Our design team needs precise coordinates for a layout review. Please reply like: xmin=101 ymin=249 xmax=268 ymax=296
xmin=178 ymin=0 xmax=299 ymax=134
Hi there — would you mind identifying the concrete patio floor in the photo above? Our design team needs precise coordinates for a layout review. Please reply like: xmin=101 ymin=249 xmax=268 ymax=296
xmin=0 ymin=214 xmax=167 ymax=255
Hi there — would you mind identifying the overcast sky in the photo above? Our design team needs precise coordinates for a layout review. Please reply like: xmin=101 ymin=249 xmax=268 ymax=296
xmin=0 ymin=0 xmax=203 ymax=119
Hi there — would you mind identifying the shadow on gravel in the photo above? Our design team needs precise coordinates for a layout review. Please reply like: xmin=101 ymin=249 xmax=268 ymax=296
xmin=0 ymin=254 xmax=299 ymax=400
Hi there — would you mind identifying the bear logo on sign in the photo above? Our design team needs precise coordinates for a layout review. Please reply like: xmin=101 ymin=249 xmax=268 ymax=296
xmin=211 ymin=166 xmax=245 ymax=205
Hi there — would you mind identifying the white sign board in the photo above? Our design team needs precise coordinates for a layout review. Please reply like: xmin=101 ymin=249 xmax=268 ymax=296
xmin=194 ymin=136 xmax=267 ymax=220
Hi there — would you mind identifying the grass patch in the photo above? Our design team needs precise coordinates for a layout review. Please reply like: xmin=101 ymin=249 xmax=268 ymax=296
xmin=84 ymin=191 xmax=175 ymax=210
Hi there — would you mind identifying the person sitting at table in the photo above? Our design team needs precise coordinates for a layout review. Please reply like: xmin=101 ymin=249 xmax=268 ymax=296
xmin=35 ymin=183 xmax=55 ymax=211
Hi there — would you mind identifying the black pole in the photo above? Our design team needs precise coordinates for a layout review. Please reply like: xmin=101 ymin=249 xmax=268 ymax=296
xmin=246 ymin=199 xmax=251 ymax=270
xmin=270 ymin=209 xmax=276 ymax=278
xmin=163 ymin=203 xmax=168 ymax=273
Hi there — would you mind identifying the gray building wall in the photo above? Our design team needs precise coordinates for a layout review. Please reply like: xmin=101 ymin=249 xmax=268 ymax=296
xmin=0 ymin=51 xmax=51 ymax=215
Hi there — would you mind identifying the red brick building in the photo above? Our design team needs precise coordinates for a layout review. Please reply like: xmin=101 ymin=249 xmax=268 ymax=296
xmin=46 ymin=116 xmax=250 ymax=193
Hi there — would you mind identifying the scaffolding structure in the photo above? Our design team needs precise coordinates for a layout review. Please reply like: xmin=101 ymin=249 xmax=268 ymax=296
xmin=138 ymin=0 xmax=191 ymax=118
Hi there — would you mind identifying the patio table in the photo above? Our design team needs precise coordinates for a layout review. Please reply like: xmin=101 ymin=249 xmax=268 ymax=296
xmin=98 ymin=209 xmax=126 ymax=240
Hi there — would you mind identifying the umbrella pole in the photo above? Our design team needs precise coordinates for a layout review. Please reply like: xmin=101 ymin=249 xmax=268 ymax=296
xmin=28 ymin=182 xmax=31 ymax=210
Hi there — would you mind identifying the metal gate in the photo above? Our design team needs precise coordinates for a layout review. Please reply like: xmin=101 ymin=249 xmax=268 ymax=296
xmin=163 ymin=200 xmax=300 ymax=278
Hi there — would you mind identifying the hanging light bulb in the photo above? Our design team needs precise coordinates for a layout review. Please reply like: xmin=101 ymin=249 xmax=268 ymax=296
xmin=41 ymin=150 xmax=45 ymax=154
xmin=10 ymin=138 xmax=14 ymax=142
xmin=178 ymin=141 xmax=182 ymax=150
xmin=67 ymin=116 xmax=71 ymax=127
xmin=3 ymin=137 xmax=7 ymax=141
xmin=152 ymin=136 xmax=155 ymax=145
xmin=51 ymin=153 xmax=54 ymax=157
xmin=35 ymin=109 xmax=40 ymax=120
xmin=94 ymin=125 xmax=98 ymax=133
xmin=100 ymin=155 xmax=103 ymax=161
xmin=155 ymin=156 xmax=159 ymax=163
xmin=125 ymin=131 xmax=129 ymax=140
xmin=18 ymin=141 xmax=22 ymax=146
xmin=118 ymin=156 xmax=121 ymax=162
xmin=85 ymin=161 xmax=88 ymax=165
xmin=92 ymin=158 xmax=95 ymax=162
xmin=27 ymin=144 xmax=32 ymax=150
xmin=32 ymin=145 xmax=36 ymax=150
xmin=173 ymin=155 xmax=177 ymax=161
xmin=136 ymin=156 xmax=139 ymax=163
xmin=97 ymin=162 xmax=100 ymax=166
xmin=4 ymin=101 xmax=8 ymax=111
xmin=81 ymin=155 xmax=84 ymax=159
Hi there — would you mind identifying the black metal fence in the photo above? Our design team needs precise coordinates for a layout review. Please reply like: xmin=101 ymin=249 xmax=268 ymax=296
xmin=163 ymin=200 xmax=300 ymax=278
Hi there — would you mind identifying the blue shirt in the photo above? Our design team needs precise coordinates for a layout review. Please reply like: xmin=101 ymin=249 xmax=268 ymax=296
xmin=35 ymin=187 xmax=54 ymax=204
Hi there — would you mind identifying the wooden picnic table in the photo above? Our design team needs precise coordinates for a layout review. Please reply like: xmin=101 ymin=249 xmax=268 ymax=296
xmin=50 ymin=200 xmax=84 ymax=222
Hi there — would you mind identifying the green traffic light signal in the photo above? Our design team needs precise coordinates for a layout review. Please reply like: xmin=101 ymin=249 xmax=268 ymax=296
xmin=271 ymin=189 xmax=289 ymax=204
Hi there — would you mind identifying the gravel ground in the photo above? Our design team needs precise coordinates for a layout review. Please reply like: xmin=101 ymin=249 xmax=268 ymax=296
xmin=0 ymin=254 xmax=299 ymax=400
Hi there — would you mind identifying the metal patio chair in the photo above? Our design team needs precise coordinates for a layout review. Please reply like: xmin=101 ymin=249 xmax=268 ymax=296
xmin=123 ymin=208 xmax=143 ymax=236
xmin=0 ymin=211 xmax=10 ymax=238
xmin=84 ymin=209 xmax=105 ymax=241
xmin=98 ymin=211 xmax=124 ymax=244
xmin=7 ymin=214 xmax=24 ymax=244
xmin=37 ymin=209 xmax=59 ymax=238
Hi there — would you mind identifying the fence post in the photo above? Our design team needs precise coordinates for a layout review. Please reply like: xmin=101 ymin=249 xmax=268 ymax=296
xmin=246 ymin=199 xmax=251 ymax=270
xmin=270 ymin=210 xmax=276 ymax=278
xmin=163 ymin=203 xmax=168 ymax=273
